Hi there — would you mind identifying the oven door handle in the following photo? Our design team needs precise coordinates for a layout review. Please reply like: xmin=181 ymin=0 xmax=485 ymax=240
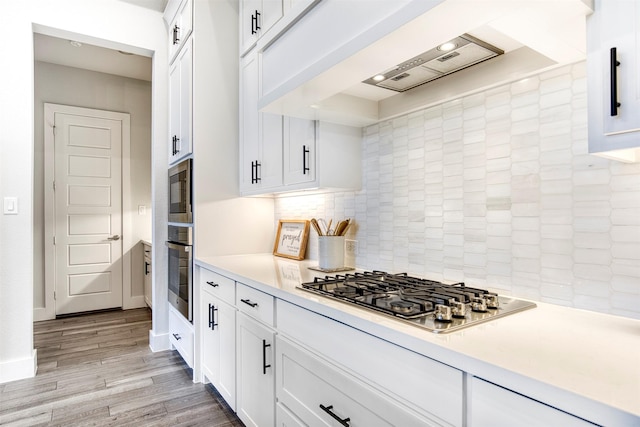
xmin=165 ymin=241 xmax=191 ymax=253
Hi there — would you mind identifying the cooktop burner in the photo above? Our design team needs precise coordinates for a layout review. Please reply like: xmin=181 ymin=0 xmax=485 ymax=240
xmin=299 ymin=271 xmax=536 ymax=333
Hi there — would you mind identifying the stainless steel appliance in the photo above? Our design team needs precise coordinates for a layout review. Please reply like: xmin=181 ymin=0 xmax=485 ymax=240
xmin=300 ymin=271 xmax=536 ymax=334
xmin=166 ymin=225 xmax=193 ymax=322
xmin=168 ymin=158 xmax=192 ymax=223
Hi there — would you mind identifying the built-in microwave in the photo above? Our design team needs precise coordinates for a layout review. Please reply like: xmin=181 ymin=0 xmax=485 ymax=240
xmin=168 ymin=158 xmax=192 ymax=223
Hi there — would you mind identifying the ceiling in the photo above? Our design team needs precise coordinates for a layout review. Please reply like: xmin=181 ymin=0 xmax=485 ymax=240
xmin=33 ymin=0 xmax=165 ymax=81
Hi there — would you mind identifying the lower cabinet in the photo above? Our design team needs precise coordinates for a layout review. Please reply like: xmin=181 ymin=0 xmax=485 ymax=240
xmin=469 ymin=378 xmax=595 ymax=427
xmin=143 ymin=242 xmax=152 ymax=308
xmin=201 ymin=288 xmax=236 ymax=410
xmin=169 ymin=305 xmax=194 ymax=368
xmin=236 ymin=312 xmax=275 ymax=427
xmin=276 ymin=335 xmax=434 ymax=426
xmin=276 ymin=402 xmax=305 ymax=427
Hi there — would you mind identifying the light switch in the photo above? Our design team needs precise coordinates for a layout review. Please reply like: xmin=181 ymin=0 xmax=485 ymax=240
xmin=3 ymin=197 xmax=18 ymax=215
xmin=138 ymin=205 xmax=146 ymax=215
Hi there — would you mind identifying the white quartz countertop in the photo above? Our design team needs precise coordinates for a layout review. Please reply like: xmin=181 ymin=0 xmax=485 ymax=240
xmin=196 ymin=254 xmax=640 ymax=425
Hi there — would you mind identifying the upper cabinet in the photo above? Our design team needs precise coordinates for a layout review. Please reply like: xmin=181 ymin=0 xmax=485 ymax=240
xmin=587 ymin=0 xmax=640 ymax=162
xmin=167 ymin=0 xmax=193 ymax=64
xmin=254 ymin=0 xmax=593 ymax=127
xmin=240 ymin=0 xmax=283 ymax=56
xmin=239 ymin=49 xmax=361 ymax=196
xmin=168 ymin=37 xmax=193 ymax=165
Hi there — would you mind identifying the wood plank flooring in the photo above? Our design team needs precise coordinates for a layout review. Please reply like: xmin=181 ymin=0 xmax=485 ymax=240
xmin=0 ymin=308 xmax=244 ymax=427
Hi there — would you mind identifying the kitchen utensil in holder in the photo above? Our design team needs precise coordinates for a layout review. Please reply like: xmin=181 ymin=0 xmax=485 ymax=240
xmin=318 ymin=236 xmax=345 ymax=270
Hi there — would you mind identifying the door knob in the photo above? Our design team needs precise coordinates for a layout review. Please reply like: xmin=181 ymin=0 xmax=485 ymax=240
xmin=108 ymin=235 xmax=121 ymax=241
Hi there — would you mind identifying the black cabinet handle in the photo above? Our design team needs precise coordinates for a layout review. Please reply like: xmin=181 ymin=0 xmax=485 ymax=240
xmin=240 ymin=298 xmax=258 ymax=308
xmin=251 ymin=161 xmax=256 ymax=184
xmin=172 ymin=135 xmax=180 ymax=156
xmin=173 ymin=24 xmax=180 ymax=45
xmin=303 ymin=145 xmax=310 ymax=175
xmin=144 ymin=261 xmax=150 ymax=275
xmin=262 ymin=339 xmax=271 ymax=374
xmin=255 ymin=161 xmax=261 ymax=183
xmin=319 ymin=404 xmax=350 ymax=426
xmin=251 ymin=10 xmax=261 ymax=34
xmin=208 ymin=303 xmax=218 ymax=330
xmin=610 ymin=47 xmax=621 ymax=116
xmin=206 ymin=280 xmax=219 ymax=288
xmin=172 ymin=333 xmax=181 ymax=341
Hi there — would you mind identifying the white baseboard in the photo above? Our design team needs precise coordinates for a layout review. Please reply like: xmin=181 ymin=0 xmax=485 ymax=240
xmin=0 ymin=349 xmax=37 ymax=384
xmin=149 ymin=330 xmax=170 ymax=352
xmin=124 ymin=295 xmax=146 ymax=310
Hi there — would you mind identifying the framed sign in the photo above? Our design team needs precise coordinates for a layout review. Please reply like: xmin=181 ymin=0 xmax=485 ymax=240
xmin=273 ymin=220 xmax=310 ymax=260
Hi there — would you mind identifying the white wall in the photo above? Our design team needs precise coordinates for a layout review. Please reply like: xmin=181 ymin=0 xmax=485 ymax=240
xmin=33 ymin=61 xmax=152 ymax=315
xmin=0 ymin=0 xmax=167 ymax=384
xmin=276 ymin=61 xmax=640 ymax=321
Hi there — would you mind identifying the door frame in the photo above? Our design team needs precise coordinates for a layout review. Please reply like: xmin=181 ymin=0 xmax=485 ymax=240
xmin=40 ymin=103 xmax=134 ymax=320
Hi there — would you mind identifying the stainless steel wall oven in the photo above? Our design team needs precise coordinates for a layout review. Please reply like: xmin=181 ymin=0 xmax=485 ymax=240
xmin=168 ymin=158 xmax=192 ymax=223
xmin=166 ymin=225 xmax=193 ymax=322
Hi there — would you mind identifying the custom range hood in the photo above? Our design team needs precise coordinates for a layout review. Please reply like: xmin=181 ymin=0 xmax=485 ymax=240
xmin=363 ymin=34 xmax=504 ymax=92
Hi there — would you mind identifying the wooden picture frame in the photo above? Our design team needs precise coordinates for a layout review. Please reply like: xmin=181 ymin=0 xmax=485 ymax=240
xmin=273 ymin=219 xmax=310 ymax=260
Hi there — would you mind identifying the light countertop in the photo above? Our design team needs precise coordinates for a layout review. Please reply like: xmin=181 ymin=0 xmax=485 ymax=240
xmin=196 ymin=254 xmax=640 ymax=426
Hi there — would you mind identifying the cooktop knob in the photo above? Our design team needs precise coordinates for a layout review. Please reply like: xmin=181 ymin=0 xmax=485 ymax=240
xmin=434 ymin=304 xmax=452 ymax=322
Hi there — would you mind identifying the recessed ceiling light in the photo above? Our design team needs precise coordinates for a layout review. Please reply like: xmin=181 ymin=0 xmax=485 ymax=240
xmin=372 ymin=74 xmax=386 ymax=82
xmin=69 ymin=40 xmax=82 ymax=48
xmin=437 ymin=42 xmax=457 ymax=52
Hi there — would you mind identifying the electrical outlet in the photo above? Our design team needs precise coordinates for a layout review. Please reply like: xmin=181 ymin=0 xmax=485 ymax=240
xmin=345 ymin=239 xmax=358 ymax=256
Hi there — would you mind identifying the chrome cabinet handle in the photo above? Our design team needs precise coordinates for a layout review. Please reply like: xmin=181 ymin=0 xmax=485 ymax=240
xmin=108 ymin=235 xmax=120 ymax=241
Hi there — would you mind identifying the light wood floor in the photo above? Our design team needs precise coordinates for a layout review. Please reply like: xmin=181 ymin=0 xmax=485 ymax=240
xmin=0 ymin=308 xmax=244 ymax=427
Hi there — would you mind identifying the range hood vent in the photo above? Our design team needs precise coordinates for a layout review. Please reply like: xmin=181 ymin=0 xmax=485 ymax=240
xmin=363 ymin=34 xmax=504 ymax=92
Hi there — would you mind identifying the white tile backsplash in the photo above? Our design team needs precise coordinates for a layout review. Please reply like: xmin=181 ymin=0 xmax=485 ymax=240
xmin=275 ymin=61 xmax=640 ymax=320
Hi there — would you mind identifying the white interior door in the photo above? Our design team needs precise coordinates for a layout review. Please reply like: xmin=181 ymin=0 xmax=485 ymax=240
xmin=53 ymin=112 xmax=123 ymax=315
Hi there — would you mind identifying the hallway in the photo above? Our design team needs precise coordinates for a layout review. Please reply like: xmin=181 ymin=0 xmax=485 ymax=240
xmin=0 ymin=308 xmax=243 ymax=426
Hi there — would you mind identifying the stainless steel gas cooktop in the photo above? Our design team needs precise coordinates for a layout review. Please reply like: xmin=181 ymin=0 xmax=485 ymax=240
xmin=299 ymin=271 xmax=536 ymax=334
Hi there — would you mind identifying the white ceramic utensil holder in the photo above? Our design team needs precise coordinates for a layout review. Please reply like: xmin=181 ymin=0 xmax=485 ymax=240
xmin=318 ymin=236 xmax=345 ymax=270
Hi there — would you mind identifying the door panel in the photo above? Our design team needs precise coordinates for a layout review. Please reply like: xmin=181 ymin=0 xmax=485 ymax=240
xmin=54 ymin=112 xmax=123 ymax=315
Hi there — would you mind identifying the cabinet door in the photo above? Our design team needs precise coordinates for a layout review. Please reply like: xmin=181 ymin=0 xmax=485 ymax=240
xmin=470 ymin=377 xmax=594 ymax=427
xmin=283 ymin=117 xmax=315 ymax=186
xmin=240 ymin=0 xmax=284 ymax=56
xmin=168 ymin=0 xmax=193 ymax=64
xmin=143 ymin=246 xmax=152 ymax=308
xmin=239 ymin=51 xmax=282 ymax=194
xmin=169 ymin=38 xmax=193 ymax=165
xmin=236 ymin=313 xmax=275 ymax=427
xmin=587 ymin=0 xmax=640 ymax=157
xmin=202 ymin=291 xmax=237 ymax=410
xmin=599 ymin=0 xmax=640 ymax=136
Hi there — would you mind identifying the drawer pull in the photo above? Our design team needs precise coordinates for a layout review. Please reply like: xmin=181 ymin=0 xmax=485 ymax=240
xmin=172 ymin=333 xmax=181 ymax=341
xmin=241 ymin=298 xmax=258 ymax=308
xmin=319 ymin=404 xmax=350 ymax=426
xmin=610 ymin=47 xmax=621 ymax=116
xmin=206 ymin=280 xmax=219 ymax=288
xmin=262 ymin=339 xmax=271 ymax=374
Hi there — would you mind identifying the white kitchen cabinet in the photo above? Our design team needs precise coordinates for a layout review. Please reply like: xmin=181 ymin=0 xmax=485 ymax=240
xmin=201 ymin=286 xmax=237 ymax=410
xmin=469 ymin=377 xmax=594 ymax=427
xmin=240 ymin=50 xmax=283 ymax=193
xmin=276 ymin=336 xmax=434 ymax=426
xmin=169 ymin=305 xmax=194 ymax=368
xmin=167 ymin=0 xmax=193 ymax=64
xmin=236 ymin=311 xmax=275 ymax=427
xmin=276 ymin=403 xmax=305 ymax=427
xmin=240 ymin=49 xmax=362 ymax=195
xmin=587 ymin=0 xmax=640 ymax=161
xmin=277 ymin=299 xmax=463 ymax=426
xmin=168 ymin=37 xmax=192 ymax=165
xmin=143 ymin=242 xmax=152 ymax=309
xmin=240 ymin=0 xmax=283 ymax=56
xmin=282 ymin=118 xmax=361 ymax=192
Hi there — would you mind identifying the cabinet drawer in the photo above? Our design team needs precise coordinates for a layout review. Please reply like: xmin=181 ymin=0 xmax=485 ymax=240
xmin=236 ymin=282 xmax=274 ymax=326
xmin=276 ymin=336 xmax=432 ymax=426
xmin=200 ymin=267 xmax=235 ymax=305
xmin=169 ymin=306 xmax=194 ymax=368
xmin=277 ymin=300 xmax=463 ymax=426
